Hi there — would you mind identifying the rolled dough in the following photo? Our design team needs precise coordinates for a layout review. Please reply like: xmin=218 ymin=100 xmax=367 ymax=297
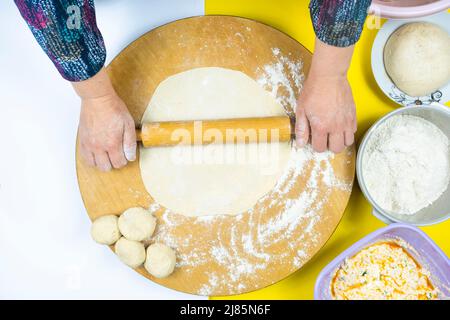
xmin=139 ymin=67 xmax=291 ymax=217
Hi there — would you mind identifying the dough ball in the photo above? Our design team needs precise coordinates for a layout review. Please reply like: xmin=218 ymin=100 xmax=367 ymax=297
xmin=90 ymin=215 xmax=121 ymax=245
xmin=118 ymin=207 xmax=156 ymax=241
xmin=144 ymin=243 xmax=176 ymax=278
xmin=384 ymin=22 xmax=450 ymax=97
xmin=115 ymin=237 xmax=146 ymax=268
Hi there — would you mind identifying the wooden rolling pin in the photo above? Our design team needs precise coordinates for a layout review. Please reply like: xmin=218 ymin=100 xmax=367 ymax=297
xmin=136 ymin=116 xmax=294 ymax=148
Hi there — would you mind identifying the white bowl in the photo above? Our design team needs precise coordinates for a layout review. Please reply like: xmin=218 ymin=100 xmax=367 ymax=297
xmin=371 ymin=11 xmax=450 ymax=107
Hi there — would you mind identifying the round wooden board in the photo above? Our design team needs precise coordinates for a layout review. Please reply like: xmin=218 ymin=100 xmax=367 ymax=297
xmin=76 ymin=16 xmax=355 ymax=296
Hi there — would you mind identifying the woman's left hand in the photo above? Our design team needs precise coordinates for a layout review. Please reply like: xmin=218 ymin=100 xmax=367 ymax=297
xmin=295 ymin=73 xmax=356 ymax=153
xmin=295 ymin=38 xmax=357 ymax=153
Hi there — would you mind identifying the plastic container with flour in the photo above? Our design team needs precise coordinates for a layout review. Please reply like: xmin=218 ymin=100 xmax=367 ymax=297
xmin=356 ymin=102 xmax=450 ymax=226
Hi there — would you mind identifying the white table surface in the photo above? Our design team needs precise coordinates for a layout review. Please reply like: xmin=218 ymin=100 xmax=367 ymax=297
xmin=0 ymin=0 xmax=206 ymax=300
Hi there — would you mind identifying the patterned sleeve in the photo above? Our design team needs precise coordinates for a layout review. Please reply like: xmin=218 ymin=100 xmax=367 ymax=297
xmin=15 ymin=0 xmax=106 ymax=82
xmin=310 ymin=0 xmax=372 ymax=47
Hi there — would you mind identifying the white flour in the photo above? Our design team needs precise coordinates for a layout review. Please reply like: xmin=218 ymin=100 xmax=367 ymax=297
xmin=257 ymin=48 xmax=304 ymax=118
xmin=151 ymin=144 xmax=350 ymax=295
xmin=363 ymin=115 xmax=449 ymax=215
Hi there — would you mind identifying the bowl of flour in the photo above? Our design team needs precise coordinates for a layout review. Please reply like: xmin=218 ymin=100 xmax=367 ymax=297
xmin=357 ymin=103 xmax=450 ymax=226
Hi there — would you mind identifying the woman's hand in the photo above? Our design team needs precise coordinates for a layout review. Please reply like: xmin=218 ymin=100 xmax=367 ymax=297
xmin=78 ymin=94 xmax=136 ymax=171
xmin=296 ymin=74 xmax=356 ymax=153
xmin=295 ymin=38 xmax=357 ymax=153
xmin=73 ymin=69 xmax=136 ymax=171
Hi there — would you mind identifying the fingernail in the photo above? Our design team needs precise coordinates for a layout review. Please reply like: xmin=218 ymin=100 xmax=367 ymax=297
xmin=124 ymin=145 xmax=137 ymax=162
xmin=101 ymin=164 xmax=112 ymax=172
xmin=295 ymin=135 xmax=306 ymax=148
xmin=295 ymin=131 xmax=306 ymax=148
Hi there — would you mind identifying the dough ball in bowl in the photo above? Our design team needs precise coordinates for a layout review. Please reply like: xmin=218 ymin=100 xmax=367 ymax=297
xmin=118 ymin=207 xmax=156 ymax=241
xmin=90 ymin=215 xmax=121 ymax=245
xmin=384 ymin=22 xmax=450 ymax=97
xmin=115 ymin=237 xmax=146 ymax=268
xmin=145 ymin=243 xmax=176 ymax=278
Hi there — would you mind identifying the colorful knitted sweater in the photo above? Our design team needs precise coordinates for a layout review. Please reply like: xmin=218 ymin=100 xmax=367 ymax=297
xmin=15 ymin=0 xmax=372 ymax=82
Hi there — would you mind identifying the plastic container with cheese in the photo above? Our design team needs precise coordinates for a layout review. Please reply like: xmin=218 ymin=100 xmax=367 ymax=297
xmin=315 ymin=223 xmax=450 ymax=300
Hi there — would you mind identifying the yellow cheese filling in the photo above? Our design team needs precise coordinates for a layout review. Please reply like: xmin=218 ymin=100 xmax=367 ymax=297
xmin=331 ymin=241 xmax=438 ymax=300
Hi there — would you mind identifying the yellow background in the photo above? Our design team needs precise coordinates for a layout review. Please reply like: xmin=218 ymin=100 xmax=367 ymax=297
xmin=205 ymin=0 xmax=450 ymax=300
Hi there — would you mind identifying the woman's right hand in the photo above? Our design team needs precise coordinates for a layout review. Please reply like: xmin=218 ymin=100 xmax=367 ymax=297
xmin=73 ymin=69 xmax=136 ymax=172
xmin=78 ymin=93 xmax=136 ymax=171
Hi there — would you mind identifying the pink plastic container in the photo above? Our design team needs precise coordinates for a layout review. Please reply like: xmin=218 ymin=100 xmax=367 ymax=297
xmin=314 ymin=223 xmax=450 ymax=300
xmin=369 ymin=0 xmax=450 ymax=19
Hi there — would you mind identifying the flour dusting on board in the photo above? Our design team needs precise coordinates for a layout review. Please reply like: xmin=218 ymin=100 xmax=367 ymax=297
xmin=145 ymin=48 xmax=352 ymax=295
xmin=257 ymin=48 xmax=304 ymax=117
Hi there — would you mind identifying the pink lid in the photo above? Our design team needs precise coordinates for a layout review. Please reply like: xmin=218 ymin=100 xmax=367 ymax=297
xmin=369 ymin=0 xmax=450 ymax=19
